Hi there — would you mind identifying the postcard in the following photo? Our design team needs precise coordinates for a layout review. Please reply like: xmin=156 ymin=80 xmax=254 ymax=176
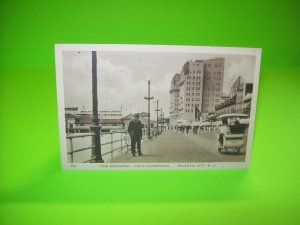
xmin=55 ymin=44 xmax=261 ymax=170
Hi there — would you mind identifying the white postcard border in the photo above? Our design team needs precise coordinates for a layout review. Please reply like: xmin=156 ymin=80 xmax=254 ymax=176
xmin=55 ymin=44 xmax=261 ymax=170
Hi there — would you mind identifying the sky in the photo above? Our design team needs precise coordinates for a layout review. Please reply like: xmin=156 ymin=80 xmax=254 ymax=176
xmin=62 ymin=51 xmax=256 ymax=119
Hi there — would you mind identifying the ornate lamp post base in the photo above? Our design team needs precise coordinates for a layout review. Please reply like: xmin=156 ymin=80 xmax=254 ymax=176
xmin=90 ymin=125 xmax=104 ymax=163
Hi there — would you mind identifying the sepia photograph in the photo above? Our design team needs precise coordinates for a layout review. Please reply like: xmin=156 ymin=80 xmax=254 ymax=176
xmin=55 ymin=44 xmax=261 ymax=170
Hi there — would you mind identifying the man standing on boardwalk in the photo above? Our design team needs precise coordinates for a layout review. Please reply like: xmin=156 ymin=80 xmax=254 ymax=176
xmin=128 ymin=113 xmax=143 ymax=157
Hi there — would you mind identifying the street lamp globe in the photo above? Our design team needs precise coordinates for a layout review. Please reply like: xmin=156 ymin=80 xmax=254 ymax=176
xmin=147 ymin=76 xmax=151 ymax=84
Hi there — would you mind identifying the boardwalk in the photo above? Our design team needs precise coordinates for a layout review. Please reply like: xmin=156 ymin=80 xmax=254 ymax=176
xmin=110 ymin=130 xmax=246 ymax=163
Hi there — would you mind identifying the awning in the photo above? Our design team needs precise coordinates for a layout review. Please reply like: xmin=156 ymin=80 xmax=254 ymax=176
xmin=176 ymin=119 xmax=189 ymax=126
xmin=243 ymin=102 xmax=251 ymax=109
xmin=192 ymin=122 xmax=201 ymax=126
xmin=200 ymin=121 xmax=212 ymax=127
xmin=217 ymin=113 xmax=248 ymax=119
xmin=213 ymin=121 xmax=222 ymax=126
xmin=244 ymin=93 xmax=252 ymax=101
xmin=239 ymin=118 xmax=249 ymax=124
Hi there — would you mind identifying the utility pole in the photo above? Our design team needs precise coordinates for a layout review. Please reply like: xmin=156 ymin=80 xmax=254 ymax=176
xmin=162 ymin=112 xmax=164 ymax=132
xmin=91 ymin=51 xmax=103 ymax=163
xmin=144 ymin=79 xmax=154 ymax=139
xmin=160 ymin=108 xmax=163 ymax=134
xmin=155 ymin=100 xmax=160 ymax=134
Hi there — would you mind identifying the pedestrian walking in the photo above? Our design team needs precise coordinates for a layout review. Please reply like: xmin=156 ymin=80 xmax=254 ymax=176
xmin=128 ymin=113 xmax=143 ymax=157
xmin=186 ymin=125 xmax=191 ymax=134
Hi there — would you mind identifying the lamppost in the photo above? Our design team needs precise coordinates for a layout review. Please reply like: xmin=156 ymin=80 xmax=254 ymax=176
xmin=144 ymin=78 xmax=154 ymax=139
xmin=162 ymin=112 xmax=165 ymax=132
xmin=90 ymin=51 xmax=103 ymax=163
xmin=160 ymin=108 xmax=163 ymax=134
xmin=155 ymin=100 xmax=160 ymax=134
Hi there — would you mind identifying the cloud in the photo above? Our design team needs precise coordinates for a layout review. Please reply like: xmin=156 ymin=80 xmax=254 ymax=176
xmin=98 ymin=58 xmax=133 ymax=90
xmin=97 ymin=57 xmax=174 ymax=118
xmin=63 ymin=51 xmax=92 ymax=109
xmin=97 ymin=58 xmax=147 ymax=113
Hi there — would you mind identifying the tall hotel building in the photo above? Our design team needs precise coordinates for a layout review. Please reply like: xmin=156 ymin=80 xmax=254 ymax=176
xmin=169 ymin=58 xmax=224 ymax=124
xmin=169 ymin=73 xmax=180 ymax=120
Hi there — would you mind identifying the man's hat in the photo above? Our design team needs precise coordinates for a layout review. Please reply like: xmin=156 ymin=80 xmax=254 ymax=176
xmin=134 ymin=113 xmax=139 ymax=118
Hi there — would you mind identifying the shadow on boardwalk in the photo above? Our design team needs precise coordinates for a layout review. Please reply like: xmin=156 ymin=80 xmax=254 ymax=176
xmin=109 ymin=130 xmax=245 ymax=163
